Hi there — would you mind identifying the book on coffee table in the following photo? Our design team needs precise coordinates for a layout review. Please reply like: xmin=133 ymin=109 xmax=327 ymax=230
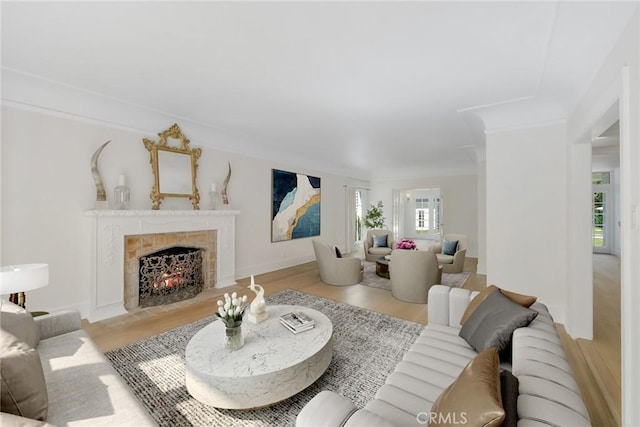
xmin=280 ymin=312 xmax=315 ymax=333
xmin=280 ymin=320 xmax=314 ymax=334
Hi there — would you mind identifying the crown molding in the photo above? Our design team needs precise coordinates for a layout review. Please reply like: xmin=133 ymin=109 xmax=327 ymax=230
xmin=483 ymin=118 xmax=567 ymax=135
xmin=83 ymin=209 xmax=241 ymax=217
xmin=1 ymin=68 xmax=371 ymax=181
xmin=369 ymin=165 xmax=478 ymax=183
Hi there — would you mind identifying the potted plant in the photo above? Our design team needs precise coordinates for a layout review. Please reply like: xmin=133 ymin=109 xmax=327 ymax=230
xmin=363 ymin=201 xmax=386 ymax=229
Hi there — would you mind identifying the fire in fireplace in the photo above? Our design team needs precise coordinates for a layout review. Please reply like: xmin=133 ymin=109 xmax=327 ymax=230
xmin=138 ymin=246 xmax=204 ymax=308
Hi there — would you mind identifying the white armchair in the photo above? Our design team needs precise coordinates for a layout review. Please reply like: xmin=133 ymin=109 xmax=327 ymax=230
xmin=312 ymin=240 xmax=363 ymax=286
xmin=389 ymin=249 xmax=441 ymax=303
xmin=363 ymin=229 xmax=395 ymax=262
xmin=430 ymin=234 xmax=468 ymax=273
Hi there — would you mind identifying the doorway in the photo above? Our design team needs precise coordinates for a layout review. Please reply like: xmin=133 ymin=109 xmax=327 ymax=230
xmin=392 ymin=188 xmax=442 ymax=244
xmin=590 ymin=120 xmax=622 ymax=422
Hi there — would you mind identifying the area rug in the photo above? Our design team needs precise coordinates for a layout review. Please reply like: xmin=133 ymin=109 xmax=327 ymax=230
xmin=360 ymin=261 xmax=471 ymax=291
xmin=105 ymin=290 xmax=423 ymax=427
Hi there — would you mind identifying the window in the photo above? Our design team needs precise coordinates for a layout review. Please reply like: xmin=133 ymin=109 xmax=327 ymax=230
xmin=415 ymin=198 xmax=429 ymax=233
xmin=354 ymin=190 xmax=363 ymax=242
xmin=592 ymin=171 xmax=610 ymax=185
xmin=592 ymin=172 xmax=611 ymax=252
xmin=415 ymin=197 xmax=440 ymax=236
xmin=434 ymin=197 xmax=441 ymax=235
xmin=592 ymin=191 xmax=606 ymax=247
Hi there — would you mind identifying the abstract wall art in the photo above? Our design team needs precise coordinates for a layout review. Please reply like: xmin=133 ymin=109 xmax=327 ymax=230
xmin=271 ymin=169 xmax=321 ymax=242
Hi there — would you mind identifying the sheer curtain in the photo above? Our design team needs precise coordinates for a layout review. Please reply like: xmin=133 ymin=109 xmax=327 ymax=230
xmin=392 ymin=189 xmax=403 ymax=240
xmin=344 ymin=186 xmax=368 ymax=254
xmin=344 ymin=186 xmax=356 ymax=253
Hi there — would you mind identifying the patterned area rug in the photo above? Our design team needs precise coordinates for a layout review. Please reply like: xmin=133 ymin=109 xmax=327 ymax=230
xmin=361 ymin=261 xmax=471 ymax=291
xmin=105 ymin=290 xmax=423 ymax=427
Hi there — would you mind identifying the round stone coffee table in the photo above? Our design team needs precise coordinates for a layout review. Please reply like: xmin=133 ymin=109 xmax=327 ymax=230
xmin=185 ymin=304 xmax=333 ymax=409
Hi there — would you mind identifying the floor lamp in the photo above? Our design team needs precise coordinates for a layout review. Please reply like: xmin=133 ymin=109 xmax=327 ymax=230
xmin=0 ymin=264 xmax=49 ymax=309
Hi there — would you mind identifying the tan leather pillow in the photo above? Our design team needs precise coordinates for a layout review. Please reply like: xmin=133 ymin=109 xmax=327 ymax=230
xmin=0 ymin=330 xmax=48 ymax=421
xmin=429 ymin=347 xmax=504 ymax=427
xmin=460 ymin=285 xmax=536 ymax=325
xmin=1 ymin=301 xmax=40 ymax=349
xmin=501 ymin=288 xmax=537 ymax=308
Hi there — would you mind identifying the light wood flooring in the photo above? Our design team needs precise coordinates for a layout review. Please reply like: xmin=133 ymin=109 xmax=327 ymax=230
xmin=578 ymin=254 xmax=621 ymax=426
xmin=82 ymin=255 xmax=619 ymax=426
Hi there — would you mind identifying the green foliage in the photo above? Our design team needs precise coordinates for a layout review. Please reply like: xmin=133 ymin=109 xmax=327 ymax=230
xmin=593 ymin=192 xmax=604 ymax=226
xmin=363 ymin=201 xmax=386 ymax=229
xmin=355 ymin=214 xmax=362 ymax=241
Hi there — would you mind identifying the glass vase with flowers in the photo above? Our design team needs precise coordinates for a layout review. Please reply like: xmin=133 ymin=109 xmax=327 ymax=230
xmin=215 ymin=292 xmax=248 ymax=350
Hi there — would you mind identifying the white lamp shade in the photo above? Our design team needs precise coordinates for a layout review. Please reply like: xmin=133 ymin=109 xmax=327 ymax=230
xmin=0 ymin=264 xmax=49 ymax=294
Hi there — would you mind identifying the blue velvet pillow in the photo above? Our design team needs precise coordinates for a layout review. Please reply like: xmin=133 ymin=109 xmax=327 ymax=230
xmin=373 ymin=235 xmax=388 ymax=248
xmin=442 ymin=240 xmax=458 ymax=256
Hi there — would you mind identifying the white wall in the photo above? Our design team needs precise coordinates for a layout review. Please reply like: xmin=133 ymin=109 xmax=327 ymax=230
xmin=483 ymin=9 xmax=640 ymax=423
xmin=613 ymin=168 xmax=622 ymax=256
xmin=0 ymin=106 xmax=368 ymax=315
xmin=567 ymin=141 xmax=593 ymax=340
xmin=477 ymin=158 xmax=487 ymax=275
xmin=567 ymin=9 xmax=640 ymax=425
xmin=369 ymin=174 xmax=478 ymax=258
xmin=486 ymin=122 xmax=568 ymax=323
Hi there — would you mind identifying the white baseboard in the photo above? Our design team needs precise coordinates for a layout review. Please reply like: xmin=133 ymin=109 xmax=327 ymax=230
xmin=235 ymin=255 xmax=316 ymax=281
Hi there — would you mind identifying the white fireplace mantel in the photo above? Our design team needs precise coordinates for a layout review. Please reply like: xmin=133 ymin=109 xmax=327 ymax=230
xmin=85 ymin=209 xmax=239 ymax=322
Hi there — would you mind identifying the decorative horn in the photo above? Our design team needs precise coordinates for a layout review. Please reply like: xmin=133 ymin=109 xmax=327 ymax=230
xmin=222 ymin=161 xmax=231 ymax=205
xmin=91 ymin=140 xmax=111 ymax=202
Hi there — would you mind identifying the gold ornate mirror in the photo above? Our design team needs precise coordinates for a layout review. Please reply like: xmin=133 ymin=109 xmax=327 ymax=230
xmin=143 ymin=124 xmax=201 ymax=210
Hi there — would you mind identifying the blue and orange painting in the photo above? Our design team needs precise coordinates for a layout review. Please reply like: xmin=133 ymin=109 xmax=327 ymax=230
xmin=271 ymin=169 xmax=321 ymax=242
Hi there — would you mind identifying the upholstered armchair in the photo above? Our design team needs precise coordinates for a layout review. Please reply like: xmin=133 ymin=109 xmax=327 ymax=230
xmin=389 ymin=249 xmax=441 ymax=303
xmin=363 ymin=229 xmax=395 ymax=262
xmin=312 ymin=240 xmax=363 ymax=286
xmin=430 ymin=234 xmax=468 ymax=273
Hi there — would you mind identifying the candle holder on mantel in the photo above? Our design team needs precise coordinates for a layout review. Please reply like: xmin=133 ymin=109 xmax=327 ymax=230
xmin=113 ymin=174 xmax=131 ymax=210
xmin=208 ymin=183 xmax=223 ymax=210
xmin=247 ymin=275 xmax=268 ymax=324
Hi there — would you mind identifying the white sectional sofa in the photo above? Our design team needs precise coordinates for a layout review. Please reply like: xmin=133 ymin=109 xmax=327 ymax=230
xmin=297 ymin=285 xmax=591 ymax=427
xmin=1 ymin=303 xmax=156 ymax=427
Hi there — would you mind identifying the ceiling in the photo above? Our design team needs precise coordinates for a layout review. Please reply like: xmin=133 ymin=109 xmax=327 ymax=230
xmin=1 ymin=2 xmax=636 ymax=180
xmin=594 ymin=120 xmax=620 ymax=148
xmin=593 ymin=120 xmax=620 ymax=170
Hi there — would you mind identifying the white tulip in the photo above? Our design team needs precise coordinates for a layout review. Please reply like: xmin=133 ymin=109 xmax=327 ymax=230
xmin=232 ymin=298 xmax=239 ymax=306
xmin=231 ymin=292 xmax=238 ymax=299
xmin=218 ymin=307 xmax=226 ymax=317
xmin=224 ymin=293 xmax=230 ymax=302
xmin=224 ymin=301 xmax=231 ymax=310
xmin=242 ymin=295 xmax=248 ymax=302
xmin=217 ymin=300 xmax=223 ymax=307
xmin=234 ymin=306 xmax=241 ymax=316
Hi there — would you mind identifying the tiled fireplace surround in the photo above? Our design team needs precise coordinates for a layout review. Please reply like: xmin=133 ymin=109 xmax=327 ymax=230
xmin=124 ymin=230 xmax=217 ymax=310
xmin=86 ymin=210 xmax=239 ymax=322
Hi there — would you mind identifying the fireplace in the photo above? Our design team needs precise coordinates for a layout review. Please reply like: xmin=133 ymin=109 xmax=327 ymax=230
xmin=86 ymin=209 xmax=239 ymax=322
xmin=123 ymin=229 xmax=217 ymax=310
xmin=138 ymin=246 xmax=204 ymax=308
